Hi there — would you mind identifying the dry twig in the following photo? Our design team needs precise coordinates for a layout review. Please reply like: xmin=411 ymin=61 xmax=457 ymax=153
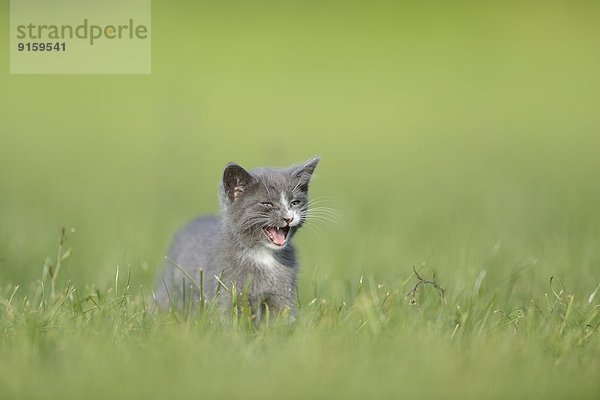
xmin=405 ymin=266 xmax=446 ymax=308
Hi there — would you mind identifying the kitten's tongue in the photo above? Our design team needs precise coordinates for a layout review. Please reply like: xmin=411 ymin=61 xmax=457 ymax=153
xmin=267 ymin=227 xmax=286 ymax=246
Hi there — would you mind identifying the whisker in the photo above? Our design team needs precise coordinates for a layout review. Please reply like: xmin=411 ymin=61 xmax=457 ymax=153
xmin=239 ymin=216 xmax=270 ymax=231
xmin=304 ymin=208 xmax=345 ymax=223
xmin=305 ymin=208 xmax=343 ymax=218
xmin=303 ymin=225 xmax=323 ymax=239
xmin=302 ymin=213 xmax=344 ymax=227
xmin=263 ymin=181 xmax=272 ymax=197
xmin=306 ymin=216 xmax=342 ymax=226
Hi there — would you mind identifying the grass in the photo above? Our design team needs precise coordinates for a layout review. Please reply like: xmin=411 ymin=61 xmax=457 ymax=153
xmin=0 ymin=225 xmax=598 ymax=399
xmin=1 ymin=1 xmax=600 ymax=399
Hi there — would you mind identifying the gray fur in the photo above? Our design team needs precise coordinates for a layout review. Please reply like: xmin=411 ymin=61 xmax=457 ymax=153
xmin=154 ymin=157 xmax=320 ymax=321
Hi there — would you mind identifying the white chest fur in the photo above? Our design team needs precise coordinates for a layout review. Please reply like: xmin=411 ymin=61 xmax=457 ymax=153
xmin=242 ymin=248 xmax=281 ymax=271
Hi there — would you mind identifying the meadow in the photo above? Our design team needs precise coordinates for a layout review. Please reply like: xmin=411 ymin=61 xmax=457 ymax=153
xmin=1 ymin=1 xmax=599 ymax=398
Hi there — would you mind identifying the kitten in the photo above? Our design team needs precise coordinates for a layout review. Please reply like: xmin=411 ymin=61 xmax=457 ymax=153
xmin=154 ymin=157 xmax=320 ymax=321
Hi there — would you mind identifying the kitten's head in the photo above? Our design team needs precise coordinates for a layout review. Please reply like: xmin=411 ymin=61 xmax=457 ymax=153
xmin=219 ymin=157 xmax=320 ymax=250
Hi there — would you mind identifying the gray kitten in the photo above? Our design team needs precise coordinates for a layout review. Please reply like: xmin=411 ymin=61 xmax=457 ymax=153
xmin=154 ymin=157 xmax=320 ymax=321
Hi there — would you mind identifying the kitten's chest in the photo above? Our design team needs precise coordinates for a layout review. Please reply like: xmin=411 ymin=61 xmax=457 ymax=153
xmin=230 ymin=248 xmax=295 ymax=289
xmin=244 ymin=248 xmax=281 ymax=271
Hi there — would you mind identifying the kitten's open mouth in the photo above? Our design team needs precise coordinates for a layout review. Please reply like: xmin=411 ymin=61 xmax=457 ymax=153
xmin=262 ymin=226 xmax=290 ymax=246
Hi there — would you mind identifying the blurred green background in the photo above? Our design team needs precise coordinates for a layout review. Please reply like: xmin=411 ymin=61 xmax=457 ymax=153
xmin=1 ymin=1 xmax=599 ymax=398
xmin=1 ymin=0 xmax=599 ymax=292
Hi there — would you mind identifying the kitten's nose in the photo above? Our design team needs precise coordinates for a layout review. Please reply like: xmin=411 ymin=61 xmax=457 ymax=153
xmin=283 ymin=216 xmax=293 ymax=225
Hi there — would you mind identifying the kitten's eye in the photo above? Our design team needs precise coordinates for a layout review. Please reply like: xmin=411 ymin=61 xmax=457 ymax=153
xmin=290 ymin=200 xmax=301 ymax=207
xmin=261 ymin=202 xmax=274 ymax=207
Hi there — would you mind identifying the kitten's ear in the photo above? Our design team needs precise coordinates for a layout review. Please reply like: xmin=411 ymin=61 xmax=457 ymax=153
xmin=291 ymin=156 xmax=320 ymax=193
xmin=223 ymin=163 xmax=257 ymax=202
